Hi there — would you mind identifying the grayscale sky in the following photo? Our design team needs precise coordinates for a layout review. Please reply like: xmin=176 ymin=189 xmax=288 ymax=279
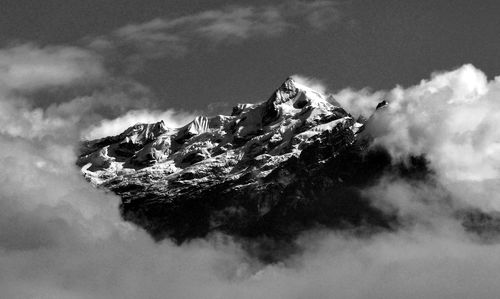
xmin=2 ymin=0 xmax=500 ymax=112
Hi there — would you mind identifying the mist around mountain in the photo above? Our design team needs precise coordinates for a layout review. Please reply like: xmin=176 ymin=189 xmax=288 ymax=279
xmin=78 ymin=72 xmax=500 ymax=263
xmin=3 ymin=63 xmax=500 ymax=298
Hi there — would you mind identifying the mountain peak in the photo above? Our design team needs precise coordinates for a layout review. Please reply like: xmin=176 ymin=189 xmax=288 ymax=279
xmin=278 ymin=76 xmax=298 ymax=91
xmin=266 ymin=77 xmax=299 ymax=105
xmin=78 ymin=76 xmax=377 ymax=248
xmin=260 ymin=76 xmax=337 ymax=125
xmin=268 ymin=76 xmax=329 ymax=105
xmin=76 ymin=77 xmax=480 ymax=262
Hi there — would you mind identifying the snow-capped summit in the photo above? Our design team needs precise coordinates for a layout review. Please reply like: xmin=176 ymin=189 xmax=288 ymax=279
xmin=271 ymin=76 xmax=330 ymax=106
xmin=77 ymin=77 xmax=500 ymax=260
xmin=79 ymin=76 xmax=356 ymax=183
xmin=77 ymin=77 xmax=407 ymax=249
xmin=262 ymin=77 xmax=335 ymax=124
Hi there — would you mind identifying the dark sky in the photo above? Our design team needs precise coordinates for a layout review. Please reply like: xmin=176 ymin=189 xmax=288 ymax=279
xmin=2 ymin=0 xmax=500 ymax=111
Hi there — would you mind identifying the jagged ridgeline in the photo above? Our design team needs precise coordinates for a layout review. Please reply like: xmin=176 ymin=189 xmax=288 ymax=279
xmin=77 ymin=78 xmax=427 ymax=250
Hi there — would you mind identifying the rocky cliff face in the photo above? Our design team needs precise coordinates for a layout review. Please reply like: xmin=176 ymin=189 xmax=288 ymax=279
xmin=77 ymin=78 xmax=429 ymax=254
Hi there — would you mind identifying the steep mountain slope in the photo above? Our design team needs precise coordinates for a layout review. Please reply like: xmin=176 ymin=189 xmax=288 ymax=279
xmin=77 ymin=78 xmax=426 ymax=249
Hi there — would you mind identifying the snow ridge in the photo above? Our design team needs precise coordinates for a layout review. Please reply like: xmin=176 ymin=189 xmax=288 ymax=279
xmin=78 ymin=77 xmax=360 ymax=187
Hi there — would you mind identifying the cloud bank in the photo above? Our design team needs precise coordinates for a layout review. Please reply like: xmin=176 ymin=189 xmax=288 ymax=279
xmin=3 ymin=41 xmax=500 ymax=299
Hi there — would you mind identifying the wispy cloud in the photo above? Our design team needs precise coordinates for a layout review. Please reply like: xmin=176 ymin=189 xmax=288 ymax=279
xmin=87 ymin=0 xmax=342 ymax=67
xmin=82 ymin=108 xmax=196 ymax=140
xmin=0 ymin=43 xmax=105 ymax=92
xmin=0 ymin=43 xmax=191 ymax=143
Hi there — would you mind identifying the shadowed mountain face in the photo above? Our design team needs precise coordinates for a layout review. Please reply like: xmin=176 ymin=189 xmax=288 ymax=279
xmin=77 ymin=78 xmax=433 ymax=259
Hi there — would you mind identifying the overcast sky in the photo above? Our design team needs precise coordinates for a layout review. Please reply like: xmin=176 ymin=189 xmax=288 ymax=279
xmin=3 ymin=0 xmax=500 ymax=112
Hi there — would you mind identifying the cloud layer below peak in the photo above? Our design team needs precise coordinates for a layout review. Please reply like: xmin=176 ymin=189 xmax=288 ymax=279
xmin=2 ymin=40 xmax=500 ymax=299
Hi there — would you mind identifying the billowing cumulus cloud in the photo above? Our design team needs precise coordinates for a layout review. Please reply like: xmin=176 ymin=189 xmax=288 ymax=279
xmin=347 ymin=65 xmax=500 ymax=213
xmin=4 ymin=41 xmax=500 ymax=299
xmin=368 ymin=65 xmax=499 ymax=180
xmin=329 ymin=65 xmax=500 ymax=211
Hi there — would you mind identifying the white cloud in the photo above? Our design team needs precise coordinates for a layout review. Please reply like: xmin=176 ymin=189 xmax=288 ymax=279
xmin=333 ymin=87 xmax=387 ymax=118
xmin=0 ymin=43 xmax=173 ymax=142
xmin=330 ymin=64 xmax=500 ymax=213
xmin=367 ymin=64 xmax=500 ymax=182
xmin=0 ymin=43 xmax=105 ymax=92
xmin=83 ymin=108 xmax=196 ymax=140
